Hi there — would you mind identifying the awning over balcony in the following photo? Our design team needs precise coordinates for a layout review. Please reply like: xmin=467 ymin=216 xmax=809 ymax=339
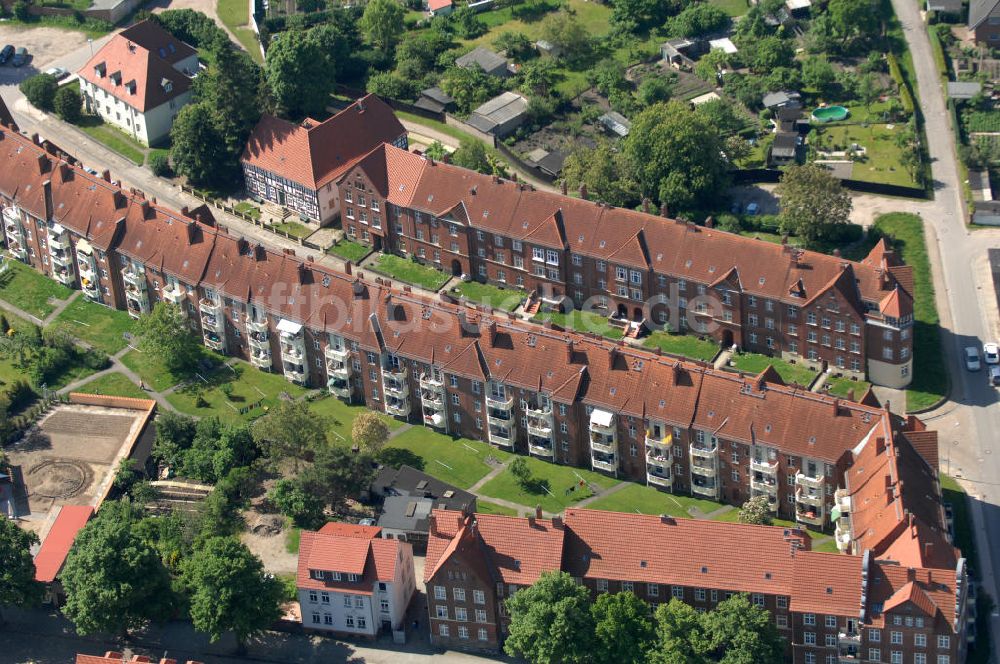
xmin=276 ymin=318 xmax=303 ymax=335
xmin=590 ymin=409 xmax=613 ymax=427
xmin=51 ymin=222 xmax=66 ymax=235
xmin=76 ymin=238 xmax=93 ymax=254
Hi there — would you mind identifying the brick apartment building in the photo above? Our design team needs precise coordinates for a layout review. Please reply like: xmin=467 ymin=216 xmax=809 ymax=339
xmin=424 ymin=508 xmax=969 ymax=663
xmin=241 ymin=95 xmax=407 ymax=224
xmin=296 ymin=522 xmax=415 ymax=638
xmin=335 ymin=143 xmax=914 ymax=389
xmin=0 ymin=119 xmax=933 ymax=529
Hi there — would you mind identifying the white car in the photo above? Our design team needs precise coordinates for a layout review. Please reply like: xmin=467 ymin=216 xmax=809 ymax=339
xmin=965 ymin=346 xmax=981 ymax=372
xmin=43 ymin=66 xmax=68 ymax=81
xmin=984 ymin=342 xmax=999 ymax=365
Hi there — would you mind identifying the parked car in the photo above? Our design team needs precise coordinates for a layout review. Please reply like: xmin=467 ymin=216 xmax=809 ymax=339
xmin=984 ymin=342 xmax=999 ymax=365
xmin=990 ymin=366 xmax=1000 ymax=386
xmin=745 ymin=202 xmax=760 ymax=215
xmin=43 ymin=66 xmax=68 ymax=81
xmin=0 ymin=45 xmax=13 ymax=65
xmin=11 ymin=47 xmax=27 ymax=67
xmin=965 ymin=346 xmax=981 ymax=372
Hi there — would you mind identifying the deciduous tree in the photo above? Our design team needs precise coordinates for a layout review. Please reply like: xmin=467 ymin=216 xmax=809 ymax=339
xmin=252 ymin=400 xmax=327 ymax=471
xmin=135 ymin=302 xmax=202 ymax=376
xmin=737 ymin=494 xmax=773 ymax=525
xmin=648 ymin=599 xmax=708 ymax=664
xmin=776 ymin=163 xmax=853 ymax=246
xmin=169 ymin=103 xmax=230 ymax=187
xmin=265 ymin=29 xmax=333 ymax=119
xmin=0 ymin=518 xmax=42 ymax=624
xmin=702 ymin=594 xmax=785 ymax=663
xmin=592 ymin=591 xmax=656 ymax=663
xmin=360 ymin=0 xmax=405 ymax=52
xmin=504 ymin=570 xmax=596 ymax=664
xmin=53 ymin=86 xmax=82 ymax=123
xmin=19 ymin=74 xmax=58 ymax=112
xmin=351 ymin=411 xmax=390 ymax=456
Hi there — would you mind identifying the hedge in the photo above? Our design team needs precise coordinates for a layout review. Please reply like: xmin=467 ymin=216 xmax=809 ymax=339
xmin=887 ymin=52 xmax=915 ymax=115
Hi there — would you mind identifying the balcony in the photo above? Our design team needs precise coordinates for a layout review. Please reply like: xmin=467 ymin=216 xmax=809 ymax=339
xmin=590 ymin=432 xmax=616 ymax=454
xmin=691 ymin=462 xmax=717 ymax=479
xmin=486 ymin=393 xmax=513 ymax=411
xmin=751 ymin=487 xmax=779 ymax=511
xmin=422 ymin=409 xmax=445 ymax=429
xmin=525 ymin=404 xmax=553 ymax=435
xmin=529 ymin=437 xmax=554 ymax=459
xmin=280 ymin=344 xmax=304 ymax=363
xmin=250 ymin=349 xmax=272 ymax=370
xmin=386 ymin=395 xmax=411 ymax=418
xmin=750 ymin=472 xmax=778 ymax=495
xmin=795 ymin=506 xmax=824 ymax=526
xmin=837 ymin=631 xmax=860 ymax=645
xmin=247 ymin=318 xmax=269 ymax=335
xmin=328 ymin=375 xmax=352 ymax=400
xmin=488 ymin=423 xmax=515 ymax=448
xmin=647 ymin=468 xmax=672 ymax=488
xmin=6 ymin=241 xmax=25 ymax=260
xmin=163 ymin=284 xmax=186 ymax=304
xmin=125 ymin=290 xmax=149 ymax=318
xmin=383 ymin=367 xmax=409 ymax=398
xmin=248 ymin=329 xmax=270 ymax=352
xmin=589 ymin=409 xmax=616 ymax=437
xmin=835 ymin=518 xmax=852 ymax=551
xmin=1 ymin=206 xmax=18 ymax=225
xmin=419 ymin=372 xmax=444 ymax=390
xmin=421 ymin=385 xmax=445 ymax=406
xmin=48 ymin=234 xmax=69 ymax=251
xmin=122 ymin=269 xmax=146 ymax=291
xmin=328 ymin=357 xmax=351 ymax=381
xmin=201 ymin=312 xmax=224 ymax=332
xmin=645 ymin=440 xmax=670 ymax=463
xmin=50 ymin=249 xmax=72 ymax=268
xmin=690 ymin=443 xmax=718 ymax=463
xmin=80 ymin=275 xmax=100 ymax=300
xmin=795 ymin=472 xmax=824 ymax=490
xmin=283 ymin=362 xmax=307 ymax=385
xmin=691 ymin=480 xmax=719 ymax=499
xmin=325 ymin=345 xmax=349 ymax=366
xmin=592 ymin=454 xmax=618 ymax=473
xmin=200 ymin=297 xmax=221 ymax=316
xmin=751 ymin=458 xmax=779 ymax=475
xmin=204 ymin=333 xmax=225 ymax=351
xmin=54 ymin=267 xmax=74 ymax=286
xmin=796 ymin=487 xmax=824 ymax=507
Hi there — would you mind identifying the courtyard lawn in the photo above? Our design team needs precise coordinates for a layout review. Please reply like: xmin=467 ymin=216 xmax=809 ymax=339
xmin=871 ymin=213 xmax=944 ymax=411
xmin=120 ymin=348 xmax=195 ymax=392
xmin=476 ymin=500 xmax=520 ymax=516
xmin=450 ymin=280 xmax=526 ymax=312
xmin=729 ymin=352 xmax=818 ymax=388
xmin=217 ymin=0 xmax=264 ymax=63
xmin=478 ymin=456 xmax=618 ymax=514
xmin=50 ymin=297 xmax=135 ymax=354
xmin=811 ymin=538 xmax=841 ymax=554
xmin=167 ymin=360 xmax=309 ymax=423
xmin=812 ymin=124 xmax=919 ymax=189
xmin=308 ymin=394 xmax=403 ymax=446
xmin=381 ymin=427 xmax=512 ymax=489
xmin=642 ymin=331 xmax=719 ymax=362
xmin=708 ymin=0 xmax=750 ymax=16
xmin=74 ymin=372 xmax=147 ymax=399
xmin=825 ymin=375 xmax=871 ymax=400
xmin=0 ymin=260 xmax=73 ymax=319
xmin=77 ymin=116 xmax=146 ymax=166
xmin=234 ymin=202 xmax=261 ymax=220
xmin=585 ymin=483 xmax=725 ymax=518
xmin=532 ymin=309 xmax=624 ymax=340
xmin=271 ymin=221 xmax=312 ymax=239
xmin=326 ymin=240 xmax=371 ymax=263
xmin=371 ymin=254 xmax=450 ymax=291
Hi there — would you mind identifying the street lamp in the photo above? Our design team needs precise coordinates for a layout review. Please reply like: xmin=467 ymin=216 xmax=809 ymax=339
xmin=88 ymin=38 xmax=93 ymax=57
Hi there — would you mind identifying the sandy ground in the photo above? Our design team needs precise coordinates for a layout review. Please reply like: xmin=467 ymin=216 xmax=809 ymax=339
xmin=0 ymin=25 xmax=90 ymax=72
xmin=242 ymin=526 xmax=299 ymax=575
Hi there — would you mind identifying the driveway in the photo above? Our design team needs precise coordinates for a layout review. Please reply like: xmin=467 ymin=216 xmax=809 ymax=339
xmin=0 ymin=25 xmax=96 ymax=88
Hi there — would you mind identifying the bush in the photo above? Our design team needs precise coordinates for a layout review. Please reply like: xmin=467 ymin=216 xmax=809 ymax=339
xmin=5 ymin=380 xmax=36 ymax=413
xmin=81 ymin=348 xmax=110 ymax=371
xmin=886 ymin=52 xmax=914 ymax=115
xmin=148 ymin=152 xmax=172 ymax=177
xmin=19 ymin=74 xmax=59 ymax=112
xmin=12 ymin=0 xmax=30 ymax=21
xmin=53 ymin=86 xmax=82 ymax=124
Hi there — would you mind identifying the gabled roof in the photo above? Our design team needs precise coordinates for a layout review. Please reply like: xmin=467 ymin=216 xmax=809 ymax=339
xmin=241 ymin=94 xmax=406 ymax=190
xmin=297 ymin=527 xmax=409 ymax=594
xmin=455 ymin=47 xmax=507 ymax=73
xmin=970 ymin=0 xmax=1000 ymax=28
xmin=35 ymin=504 xmax=94 ymax=583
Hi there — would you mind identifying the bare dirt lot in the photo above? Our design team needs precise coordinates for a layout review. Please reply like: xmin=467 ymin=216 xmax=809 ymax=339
xmin=0 ymin=25 xmax=90 ymax=72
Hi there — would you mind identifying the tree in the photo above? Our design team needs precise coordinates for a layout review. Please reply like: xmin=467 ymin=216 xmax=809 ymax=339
xmin=266 ymin=29 xmax=334 ymax=119
xmin=135 ymin=302 xmax=202 ymax=376
xmin=858 ymin=72 xmax=882 ymax=114
xmin=449 ymin=7 xmax=487 ymax=39
xmin=450 ymin=139 xmax=507 ymax=177
xmin=19 ymin=74 xmax=58 ymax=112
xmin=561 ymin=139 xmax=638 ymax=208
xmin=776 ymin=163 xmax=853 ymax=246
xmin=828 ymin=0 xmax=879 ymax=50
xmin=648 ymin=599 xmax=709 ymax=664
xmin=540 ymin=10 xmax=592 ymax=65
xmin=170 ymin=102 xmax=230 ymax=187
xmin=610 ymin=0 xmax=672 ymax=33
xmin=637 ymin=76 xmax=674 ymax=108
xmin=508 ymin=456 xmax=532 ymax=486
xmin=737 ymin=494 xmax=773 ymax=525
xmin=0 ymin=518 xmax=42 ymax=624
xmin=148 ymin=152 xmax=172 ymax=177
xmin=504 ymin=571 xmax=596 ymax=664
xmin=300 ymin=445 xmax=374 ymax=511
xmin=623 ymin=101 xmax=729 ymax=212
xmin=493 ymin=31 xmax=534 ymax=62
xmin=366 ymin=71 xmax=417 ymax=101
xmin=351 ymin=411 xmax=390 ymax=455
xmin=252 ymin=400 xmax=327 ymax=470
xmin=181 ymin=537 xmax=282 ymax=652
xmin=268 ymin=478 xmax=326 ymax=528
xmin=61 ymin=500 xmax=174 ymax=636
xmin=702 ymin=594 xmax=785 ymax=664
xmin=592 ymin=592 xmax=656 ymax=664
xmin=745 ymin=36 xmax=794 ymax=73
xmin=12 ymin=0 xmax=30 ymax=21
xmin=439 ymin=65 xmax=502 ymax=114
xmin=520 ymin=59 xmax=561 ymax=97
xmin=360 ymin=0 xmax=405 ymax=52
xmin=153 ymin=411 xmax=198 ymax=471
xmin=694 ymin=99 xmax=746 ymax=137
xmin=665 ymin=4 xmax=729 ymax=38
xmin=53 ymin=85 xmax=81 ymax=123
xmin=801 ymin=56 xmax=837 ymax=97
xmin=425 ymin=140 xmax=448 ymax=160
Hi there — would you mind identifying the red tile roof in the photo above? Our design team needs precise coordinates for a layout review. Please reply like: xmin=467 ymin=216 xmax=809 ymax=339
xmin=427 ymin=0 xmax=453 ymax=10
xmin=78 ymin=21 xmax=194 ymax=112
xmin=241 ymin=94 xmax=406 ymax=190
xmin=296 ymin=527 xmax=408 ymax=595
xmin=318 ymin=522 xmax=382 ymax=539
xmin=789 ymin=551 xmax=863 ymax=616
xmin=868 ymin=564 xmax=960 ymax=630
xmin=35 ymin=505 xmax=94 ymax=583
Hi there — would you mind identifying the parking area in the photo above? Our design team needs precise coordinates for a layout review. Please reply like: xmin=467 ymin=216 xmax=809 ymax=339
xmin=0 ymin=25 xmax=91 ymax=86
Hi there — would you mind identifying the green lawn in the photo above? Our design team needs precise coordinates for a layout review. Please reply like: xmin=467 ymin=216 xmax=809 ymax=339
xmin=50 ymin=297 xmax=134 ymax=354
xmin=812 ymin=124 xmax=919 ymax=189
xmin=74 ymin=372 xmax=147 ymax=399
xmin=308 ymin=394 xmax=403 ymax=446
xmin=532 ymin=309 xmax=624 ymax=340
xmin=217 ymin=0 xmax=264 ymax=63
xmin=708 ymin=0 xmax=750 ymax=16
xmin=372 ymin=254 xmax=450 ymax=291
xmin=585 ymin=483 xmax=724 ymax=518
xmin=811 ymin=538 xmax=841 ymax=554
xmin=0 ymin=260 xmax=73 ymax=318
xmin=642 ymin=331 xmax=719 ymax=362
xmin=729 ymin=353 xmax=818 ymax=388
xmin=326 ymin=240 xmax=371 ymax=263
xmin=271 ymin=221 xmax=312 ymax=238
xmin=871 ymin=213 xmax=945 ymax=411
xmin=77 ymin=117 xmax=146 ymax=166
xmin=234 ymin=202 xmax=261 ymax=220
xmin=382 ymin=427 xmax=512 ymax=490
xmin=450 ymin=281 xmax=526 ymax=312
xmin=824 ymin=375 xmax=871 ymax=401
xmin=478 ymin=456 xmax=618 ymax=514
xmin=476 ymin=500 xmax=520 ymax=516
xmin=167 ymin=360 xmax=310 ymax=423
xmin=120 ymin=349 xmax=194 ymax=392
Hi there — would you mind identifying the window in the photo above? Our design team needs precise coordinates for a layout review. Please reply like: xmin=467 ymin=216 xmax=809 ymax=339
xmin=324 ymin=614 xmax=333 ymax=626
xmin=532 ymin=247 xmax=545 ymax=262
xmin=752 ymin=593 xmax=764 ymax=607
xmin=936 ymin=636 xmax=950 ymax=649
xmin=826 ymin=616 xmax=837 ymax=628
xmin=476 ymin=609 xmax=487 ymax=623
xmin=804 ymin=654 xmax=815 ymax=664
xmin=672 ymin=586 xmax=684 ymax=599
xmin=436 ymin=606 xmax=448 ymax=619
xmin=826 ymin=634 xmax=837 ymax=648
xmin=456 ymin=608 xmax=468 ymax=622
xmin=804 ymin=631 xmax=816 ymax=645
xmin=869 ymin=629 xmax=881 ymax=642
xmin=345 ymin=616 xmax=355 ymax=628
xmin=914 ymin=633 xmax=927 ymax=647
xmin=454 ymin=588 xmax=466 ymax=602
xmin=596 ymin=579 xmax=608 ymax=592
xmin=695 ymin=588 xmax=706 ymax=601
xmin=891 ymin=631 xmax=902 ymax=645
xmin=311 ymin=613 xmax=320 ymax=624
xmin=458 ymin=626 xmax=469 ymax=640
xmin=936 ymin=657 xmax=949 ymax=664
xmin=434 ymin=586 xmax=446 ymax=600
xmin=380 ymin=599 xmax=389 ymax=612
xmin=647 ymin=584 xmax=659 ymax=597
xmin=622 ymin=581 xmax=634 ymax=592
xmin=913 ymin=655 xmax=926 ymax=664
xmin=891 ymin=653 xmax=903 ymax=664
xmin=776 ymin=596 xmax=787 ymax=609
xmin=868 ymin=649 xmax=881 ymax=662
xmin=439 ymin=624 xmax=449 ymax=637
xmin=474 ymin=589 xmax=485 ymax=604
xmin=804 ymin=613 xmax=816 ymax=626
xmin=776 ymin=614 xmax=788 ymax=628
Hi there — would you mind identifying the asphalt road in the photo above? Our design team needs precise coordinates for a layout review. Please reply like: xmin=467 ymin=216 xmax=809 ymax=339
xmin=889 ymin=0 xmax=1000 ymax=656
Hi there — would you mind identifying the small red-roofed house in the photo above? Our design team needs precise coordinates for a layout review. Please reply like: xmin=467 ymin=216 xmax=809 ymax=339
xmin=34 ymin=504 xmax=94 ymax=604
xmin=296 ymin=522 xmax=415 ymax=638
xmin=424 ymin=0 xmax=454 ymax=15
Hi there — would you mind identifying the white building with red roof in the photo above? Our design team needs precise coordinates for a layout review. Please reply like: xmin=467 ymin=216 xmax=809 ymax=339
xmin=241 ymin=94 xmax=407 ymax=225
xmin=77 ymin=20 xmax=198 ymax=146
xmin=296 ymin=522 xmax=415 ymax=638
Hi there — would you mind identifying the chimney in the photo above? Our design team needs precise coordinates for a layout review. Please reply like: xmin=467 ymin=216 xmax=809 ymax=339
xmin=139 ymin=199 xmax=151 ymax=219
xmin=705 ymin=216 xmax=714 ymax=229
xmin=101 ymin=169 xmax=111 ymax=182
xmin=42 ymin=180 xmax=53 ymax=222
xmin=185 ymin=221 xmax=198 ymax=245
xmin=181 ymin=206 xmax=189 ymax=216
xmin=37 ymin=153 xmax=51 ymax=174
xmin=833 ymin=248 xmax=841 ymax=257
xmin=659 ymin=514 xmax=675 ymax=525
xmin=642 ymin=198 xmax=651 ymax=214
xmin=31 ymin=133 xmax=40 ymax=145
xmin=907 ymin=567 xmax=916 ymax=582
xmin=484 ymin=319 xmax=498 ymax=346
xmin=924 ymin=542 xmax=933 ymax=561
xmin=578 ymin=183 xmax=588 ymax=200
xmin=607 ymin=345 xmax=618 ymax=370
xmin=428 ymin=512 xmax=437 ymax=535
xmin=781 ymin=234 xmax=789 ymax=246
xmin=672 ymin=363 xmax=684 ymax=385
xmin=112 ymin=190 xmax=126 ymax=210
xmin=298 ymin=262 xmax=309 ymax=285
xmin=535 ymin=505 xmax=543 ymax=520
xmin=847 ymin=388 xmax=855 ymax=402
xmin=457 ymin=310 xmax=477 ymax=337
xmin=566 ymin=339 xmax=575 ymax=363
xmin=527 ymin=514 xmax=536 ymax=528
xmin=512 ymin=172 xmax=518 ymax=183
xmin=552 ymin=516 xmax=563 ymax=529
xmin=832 ymin=398 xmax=840 ymax=417
xmin=660 ymin=203 xmax=669 ymax=217
xmin=560 ymin=180 xmax=567 ymax=196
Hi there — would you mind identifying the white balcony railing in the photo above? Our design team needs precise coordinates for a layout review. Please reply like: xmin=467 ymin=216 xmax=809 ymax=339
xmin=691 ymin=482 xmax=719 ymax=498
xmin=419 ymin=372 xmax=444 ymax=390
xmin=590 ymin=433 xmax=616 ymax=454
xmin=54 ymin=268 xmax=74 ymax=286
xmin=48 ymin=234 xmax=69 ymax=251
xmin=486 ymin=393 xmax=513 ymax=410
xmin=247 ymin=318 xmax=269 ymax=335
xmin=122 ymin=269 xmax=146 ymax=290
xmin=529 ymin=441 xmax=554 ymax=458
xmin=203 ymin=334 xmax=225 ymax=351
xmin=328 ymin=376 xmax=352 ymax=399
xmin=386 ymin=396 xmax=411 ymax=418
xmin=795 ymin=472 xmax=825 ymax=489
xmin=200 ymin=298 xmax=221 ymax=316
xmin=751 ymin=458 xmax=779 ymax=475
xmin=162 ymin=284 xmax=186 ymax=304
xmin=592 ymin=457 xmax=617 ymax=473
xmin=50 ymin=250 xmax=72 ymax=267
xmin=250 ymin=350 xmax=272 ymax=369
xmin=796 ymin=488 xmax=824 ymax=507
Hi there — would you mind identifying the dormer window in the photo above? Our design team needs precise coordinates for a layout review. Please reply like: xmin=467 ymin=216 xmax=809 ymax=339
xmin=110 ymin=71 xmax=122 ymax=85
xmin=125 ymin=81 xmax=136 ymax=95
xmin=347 ymin=573 xmax=360 ymax=582
xmin=161 ymin=78 xmax=173 ymax=93
xmin=309 ymin=569 xmax=325 ymax=580
xmin=94 ymin=62 xmax=106 ymax=78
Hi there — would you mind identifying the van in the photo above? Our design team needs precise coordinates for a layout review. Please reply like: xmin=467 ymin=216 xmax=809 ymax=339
xmin=11 ymin=47 xmax=27 ymax=67
xmin=0 ymin=45 xmax=13 ymax=65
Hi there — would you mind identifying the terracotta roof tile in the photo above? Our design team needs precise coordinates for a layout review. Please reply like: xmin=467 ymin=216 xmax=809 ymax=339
xmin=35 ymin=505 xmax=94 ymax=582
xmin=789 ymin=551 xmax=863 ymax=616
